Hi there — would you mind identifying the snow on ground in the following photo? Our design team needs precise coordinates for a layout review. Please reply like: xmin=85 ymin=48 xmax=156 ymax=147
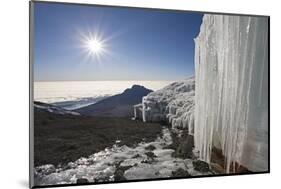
xmin=34 ymin=127 xmax=212 ymax=186
xmin=51 ymin=96 xmax=109 ymax=110
xmin=34 ymin=102 xmax=80 ymax=116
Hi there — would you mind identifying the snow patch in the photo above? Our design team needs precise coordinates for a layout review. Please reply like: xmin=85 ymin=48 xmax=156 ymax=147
xmin=34 ymin=102 xmax=80 ymax=116
xmin=34 ymin=128 xmax=211 ymax=186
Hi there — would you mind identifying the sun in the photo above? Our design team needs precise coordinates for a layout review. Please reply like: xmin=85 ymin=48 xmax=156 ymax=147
xmin=87 ymin=39 xmax=103 ymax=54
xmin=77 ymin=28 xmax=114 ymax=63
xmin=80 ymin=35 xmax=107 ymax=63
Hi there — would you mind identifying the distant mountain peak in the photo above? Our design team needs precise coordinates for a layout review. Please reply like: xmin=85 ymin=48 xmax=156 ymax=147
xmin=123 ymin=85 xmax=153 ymax=94
xmin=76 ymin=85 xmax=153 ymax=117
xmin=131 ymin=84 xmax=145 ymax=89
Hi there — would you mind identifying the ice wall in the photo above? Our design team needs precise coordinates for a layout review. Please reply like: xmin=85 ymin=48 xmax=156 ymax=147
xmin=194 ymin=15 xmax=268 ymax=172
xmin=139 ymin=79 xmax=195 ymax=131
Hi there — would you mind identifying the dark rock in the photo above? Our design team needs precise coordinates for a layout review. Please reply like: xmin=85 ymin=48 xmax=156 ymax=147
xmin=114 ymin=161 xmax=132 ymax=181
xmin=210 ymin=147 xmax=252 ymax=173
xmin=172 ymin=168 xmax=191 ymax=177
xmin=142 ymin=151 xmax=157 ymax=164
xmin=141 ymin=159 xmax=150 ymax=164
xmin=93 ymin=177 xmax=110 ymax=183
xmin=210 ymin=163 xmax=225 ymax=173
xmin=211 ymin=147 xmax=225 ymax=166
xmin=145 ymin=145 xmax=156 ymax=151
xmin=114 ymin=169 xmax=127 ymax=181
xmin=165 ymin=130 xmax=194 ymax=159
xmin=193 ymin=160 xmax=210 ymax=172
xmin=76 ymin=178 xmax=89 ymax=184
xmin=175 ymin=134 xmax=194 ymax=159
xmin=145 ymin=151 xmax=157 ymax=159
xmin=132 ymin=154 xmax=142 ymax=158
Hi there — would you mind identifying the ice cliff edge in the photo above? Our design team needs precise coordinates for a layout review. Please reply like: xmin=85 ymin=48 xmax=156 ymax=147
xmin=133 ymin=78 xmax=195 ymax=132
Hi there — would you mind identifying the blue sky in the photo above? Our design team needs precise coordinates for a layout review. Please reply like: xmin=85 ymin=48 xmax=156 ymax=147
xmin=33 ymin=2 xmax=203 ymax=81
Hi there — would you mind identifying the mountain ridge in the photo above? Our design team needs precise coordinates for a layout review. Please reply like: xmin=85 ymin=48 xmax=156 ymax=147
xmin=76 ymin=85 xmax=153 ymax=117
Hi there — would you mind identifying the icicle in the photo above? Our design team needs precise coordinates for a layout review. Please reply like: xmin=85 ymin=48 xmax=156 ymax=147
xmin=142 ymin=96 xmax=147 ymax=122
xmin=194 ymin=14 xmax=268 ymax=173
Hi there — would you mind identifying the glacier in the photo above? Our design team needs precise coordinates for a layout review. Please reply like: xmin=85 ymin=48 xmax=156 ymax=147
xmin=133 ymin=78 xmax=195 ymax=132
xmin=194 ymin=15 xmax=268 ymax=173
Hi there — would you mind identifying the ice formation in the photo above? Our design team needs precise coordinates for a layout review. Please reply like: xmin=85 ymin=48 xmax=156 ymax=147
xmin=194 ymin=15 xmax=268 ymax=172
xmin=133 ymin=78 xmax=195 ymax=131
xmin=34 ymin=128 xmax=211 ymax=186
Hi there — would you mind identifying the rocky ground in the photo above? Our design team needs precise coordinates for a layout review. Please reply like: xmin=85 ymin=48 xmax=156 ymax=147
xmin=34 ymin=107 xmax=218 ymax=187
xmin=34 ymin=125 xmax=214 ymax=186
xmin=34 ymin=109 xmax=163 ymax=167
